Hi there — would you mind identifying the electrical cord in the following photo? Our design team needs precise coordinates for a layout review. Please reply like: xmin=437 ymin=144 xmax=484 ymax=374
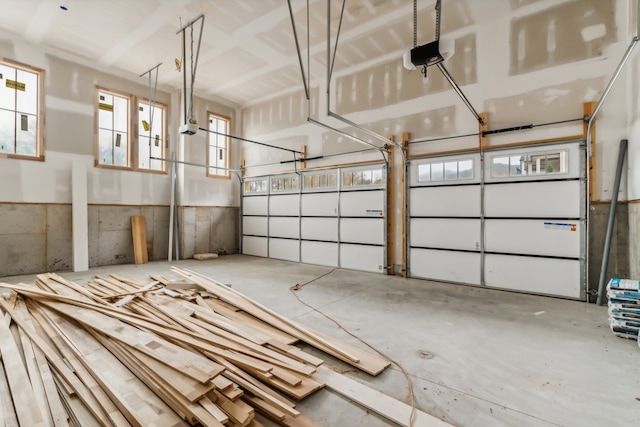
xmin=289 ymin=269 xmax=416 ymax=427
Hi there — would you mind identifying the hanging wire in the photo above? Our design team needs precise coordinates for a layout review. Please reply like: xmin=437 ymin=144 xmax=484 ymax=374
xmin=329 ymin=0 xmax=346 ymax=84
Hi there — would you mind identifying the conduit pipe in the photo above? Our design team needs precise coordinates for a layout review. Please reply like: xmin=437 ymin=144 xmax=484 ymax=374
xmin=595 ymin=140 xmax=628 ymax=305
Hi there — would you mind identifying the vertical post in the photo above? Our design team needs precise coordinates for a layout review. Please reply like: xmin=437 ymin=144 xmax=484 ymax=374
xmin=386 ymin=135 xmax=395 ymax=275
xmin=72 ymin=160 xmax=89 ymax=272
xmin=401 ymin=132 xmax=410 ymax=277
xmin=583 ymin=101 xmax=596 ymax=201
xmin=168 ymin=152 xmax=176 ymax=261
xmin=479 ymin=113 xmax=489 ymax=149
xmin=479 ymin=113 xmax=488 ymax=285
xmin=300 ymin=145 xmax=307 ymax=170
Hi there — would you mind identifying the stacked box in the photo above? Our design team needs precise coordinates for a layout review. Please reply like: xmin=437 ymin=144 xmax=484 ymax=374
xmin=607 ymin=279 xmax=640 ymax=346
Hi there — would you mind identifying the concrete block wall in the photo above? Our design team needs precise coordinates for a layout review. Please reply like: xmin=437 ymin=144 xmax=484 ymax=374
xmin=0 ymin=203 xmax=72 ymax=276
xmin=179 ymin=207 xmax=239 ymax=259
xmin=87 ymin=205 xmax=171 ymax=268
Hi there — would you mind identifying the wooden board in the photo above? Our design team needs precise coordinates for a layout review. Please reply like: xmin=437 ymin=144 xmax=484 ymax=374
xmin=131 ymin=216 xmax=148 ymax=265
xmin=314 ymin=366 xmax=452 ymax=427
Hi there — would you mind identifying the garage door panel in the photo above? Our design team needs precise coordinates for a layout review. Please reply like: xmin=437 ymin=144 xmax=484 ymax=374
xmin=410 ymin=186 xmax=480 ymax=217
xmin=301 ymin=193 xmax=338 ymax=216
xmin=269 ymin=238 xmax=299 ymax=262
xmin=301 ymin=241 xmax=338 ymax=267
xmin=340 ymin=191 xmax=384 ymax=217
xmin=484 ymin=180 xmax=580 ymax=218
xmin=410 ymin=249 xmax=480 ymax=285
xmin=485 ymin=219 xmax=580 ymax=258
xmin=301 ymin=218 xmax=338 ymax=241
xmin=340 ymin=218 xmax=384 ymax=245
xmin=269 ymin=217 xmax=299 ymax=239
xmin=410 ymin=218 xmax=480 ymax=251
xmin=485 ymin=254 xmax=581 ymax=298
xmin=269 ymin=194 xmax=299 ymax=216
xmin=340 ymin=244 xmax=383 ymax=273
xmin=243 ymin=196 xmax=268 ymax=215
xmin=242 ymin=217 xmax=267 ymax=236
xmin=242 ymin=236 xmax=268 ymax=257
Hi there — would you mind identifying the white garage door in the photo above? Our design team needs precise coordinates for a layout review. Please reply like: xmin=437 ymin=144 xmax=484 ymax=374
xmin=408 ymin=142 xmax=585 ymax=299
xmin=242 ymin=164 xmax=387 ymax=273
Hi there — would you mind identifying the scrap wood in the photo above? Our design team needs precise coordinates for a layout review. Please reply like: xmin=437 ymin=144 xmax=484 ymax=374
xmin=0 ymin=267 xmax=408 ymax=427
xmin=172 ymin=267 xmax=390 ymax=375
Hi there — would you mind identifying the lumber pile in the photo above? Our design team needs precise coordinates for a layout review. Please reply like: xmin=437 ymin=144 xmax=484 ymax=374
xmin=0 ymin=267 xmax=390 ymax=427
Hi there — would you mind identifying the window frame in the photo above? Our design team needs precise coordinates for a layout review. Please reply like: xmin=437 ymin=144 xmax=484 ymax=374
xmin=94 ymin=86 xmax=168 ymax=174
xmin=206 ymin=111 xmax=231 ymax=179
xmin=95 ymin=86 xmax=132 ymax=170
xmin=136 ymin=96 xmax=168 ymax=174
xmin=0 ymin=58 xmax=45 ymax=161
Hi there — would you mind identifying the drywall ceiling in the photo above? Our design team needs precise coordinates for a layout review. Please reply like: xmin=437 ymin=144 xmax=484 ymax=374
xmin=0 ymin=0 xmax=508 ymax=107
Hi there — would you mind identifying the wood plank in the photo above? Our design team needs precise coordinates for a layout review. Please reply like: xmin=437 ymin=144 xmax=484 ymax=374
xmin=131 ymin=216 xmax=149 ymax=265
xmin=173 ymin=268 xmax=389 ymax=375
xmin=0 ymin=357 xmax=20 ymax=427
xmin=47 ymin=310 xmax=187 ymax=427
xmin=314 ymin=366 xmax=452 ymax=427
xmin=16 ymin=311 xmax=55 ymax=427
xmin=173 ymin=268 xmax=361 ymax=363
xmin=0 ymin=301 xmax=47 ymax=427
xmin=101 ymin=337 xmax=225 ymax=427
xmin=29 ymin=306 xmax=125 ymax=427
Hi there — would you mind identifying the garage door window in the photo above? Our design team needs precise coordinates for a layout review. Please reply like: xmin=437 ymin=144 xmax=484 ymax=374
xmin=342 ymin=167 xmax=384 ymax=188
xmin=418 ymin=159 xmax=473 ymax=183
xmin=271 ymin=175 xmax=299 ymax=192
xmin=303 ymin=171 xmax=337 ymax=190
xmin=491 ymin=150 xmax=567 ymax=178
xmin=244 ymin=178 xmax=268 ymax=194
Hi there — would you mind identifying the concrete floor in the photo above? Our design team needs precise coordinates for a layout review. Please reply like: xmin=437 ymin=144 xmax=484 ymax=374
xmin=1 ymin=254 xmax=639 ymax=427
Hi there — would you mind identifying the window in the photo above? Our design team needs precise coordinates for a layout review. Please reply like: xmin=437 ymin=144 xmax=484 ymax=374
xmin=417 ymin=159 xmax=474 ymax=182
xmin=303 ymin=171 xmax=337 ymax=190
xmin=207 ymin=113 xmax=230 ymax=178
xmin=271 ymin=175 xmax=299 ymax=192
xmin=0 ymin=59 xmax=44 ymax=159
xmin=97 ymin=89 xmax=130 ymax=167
xmin=342 ymin=167 xmax=384 ymax=188
xmin=244 ymin=178 xmax=268 ymax=193
xmin=95 ymin=87 xmax=168 ymax=172
xmin=491 ymin=150 xmax=567 ymax=178
xmin=138 ymin=99 xmax=166 ymax=172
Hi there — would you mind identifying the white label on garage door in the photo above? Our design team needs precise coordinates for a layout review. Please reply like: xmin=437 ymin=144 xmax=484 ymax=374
xmin=544 ymin=222 xmax=577 ymax=232
xmin=365 ymin=209 xmax=383 ymax=216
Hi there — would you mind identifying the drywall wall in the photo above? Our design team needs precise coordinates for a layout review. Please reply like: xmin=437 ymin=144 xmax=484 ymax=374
xmin=179 ymin=94 xmax=240 ymax=207
xmin=0 ymin=35 xmax=240 ymax=274
xmin=239 ymin=0 xmax=632 ymax=281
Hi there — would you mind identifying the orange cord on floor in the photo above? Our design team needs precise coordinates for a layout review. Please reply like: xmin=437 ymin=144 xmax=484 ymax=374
xmin=290 ymin=269 xmax=416 ymax=427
